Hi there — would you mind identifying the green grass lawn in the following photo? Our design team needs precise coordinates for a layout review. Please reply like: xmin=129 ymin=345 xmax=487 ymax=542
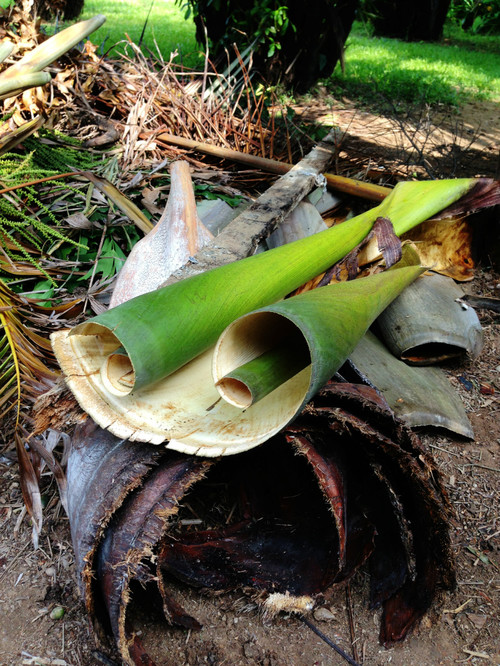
xmin=327 ymin=22 xmax=500 ymax=106
xmin=74 ymin=2 xmax=500 ymax=106
xmin=80 ymin=0 xmax=201 ymax=66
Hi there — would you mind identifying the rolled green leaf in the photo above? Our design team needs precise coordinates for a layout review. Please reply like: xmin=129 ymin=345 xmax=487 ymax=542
xmin=59 ymin=178 xmax=474 ymax=395
xmin=62 ymin=198 xmax=374 ymax=396
xmin=217 ymin=332 xmax=310 ymax=408
xmin=0 ymin=72 xmax=52 ymax=100
xmin=52 ymin=254 xmax=424 ymax=454
xmin=0 ymin=15 xmax=106 ymax=80
xmin=166 ymin=253 xmax=426 ymax=454
xmin=217 ymin=248 xmax=423 ymax=408
xmin=51 ymin=177 xmax=481 ymax=452
xmin=213 ymin=252 xmax=425 ymax=413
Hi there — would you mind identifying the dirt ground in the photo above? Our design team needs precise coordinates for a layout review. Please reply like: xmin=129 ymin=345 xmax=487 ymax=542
xmin=0 ymin=99 xmax=499 ymax=666
xmin=294 ymin=96 xmax=499 ymax=181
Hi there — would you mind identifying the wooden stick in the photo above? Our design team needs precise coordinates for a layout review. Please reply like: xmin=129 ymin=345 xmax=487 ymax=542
xmin=462 ymin=294 xmax=500 ymax=313
xmin=157 ymin=132 xmax=291 ymax=175
xmin=162 ymin=128 xmax=343 ymax=286
xmin=156 ymin=131 xmax=390 ymax=203
xmin=346 ymin=582 xmax=361 ymax=664
xmin=299 ymin=614 xmax=362 ymax=666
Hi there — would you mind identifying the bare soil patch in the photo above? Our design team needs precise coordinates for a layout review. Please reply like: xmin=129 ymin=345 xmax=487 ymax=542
xmin=0 ymin=98 xmax=499 ymax=666
xmin=294 ymin=97 xmax=499 ymax=181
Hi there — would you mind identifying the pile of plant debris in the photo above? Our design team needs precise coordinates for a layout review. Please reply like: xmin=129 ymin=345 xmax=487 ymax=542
xmin=0 ymin=6 xmax=499 ymax=666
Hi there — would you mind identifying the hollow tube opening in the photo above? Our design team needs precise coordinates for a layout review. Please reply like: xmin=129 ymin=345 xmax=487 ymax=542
xmin=216 ymin=377 xmax=253 ymax=409
xmin=100 ymin=351 xmax=136 ymax=396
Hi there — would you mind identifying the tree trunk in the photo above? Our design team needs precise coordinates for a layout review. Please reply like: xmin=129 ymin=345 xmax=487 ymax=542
xmin=193 ymin=0 xmax=358 ymax=92
xmin=371 ymin=0 xmax=452 ymax=41
xmin=266 ymin=0 xmax=359 ymax=92
xmin=33 ymin=0 xmax=85 ymax=21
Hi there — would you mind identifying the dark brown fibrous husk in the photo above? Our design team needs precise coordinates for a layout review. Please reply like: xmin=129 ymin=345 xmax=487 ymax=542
xmin=433 ymin=178 xmax=500 ymax=221
xmin=67 ymin=381 xmax=455 ymax=665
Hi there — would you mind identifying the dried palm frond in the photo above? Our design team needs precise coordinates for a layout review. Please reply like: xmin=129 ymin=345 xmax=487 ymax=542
xmin=0 ymin=274 xmax=88 ymax=541
xmin=80 ymin=42 xmax=288 ymax=179
xmin=0 ymin=280 xmax=57 ymax=417
xmin=0 ymin=279 xmax=59 ymax=542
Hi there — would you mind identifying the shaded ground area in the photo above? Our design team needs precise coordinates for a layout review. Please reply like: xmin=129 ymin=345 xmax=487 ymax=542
xmin=0 ymin=97 xmax=499 ymax=665
xmin=294 ymin=98 xmax=499 ymax=181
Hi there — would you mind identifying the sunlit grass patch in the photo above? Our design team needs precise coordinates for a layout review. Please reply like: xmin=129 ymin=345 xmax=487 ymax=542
xmin=53 ymin=4 xmax=500 ymax=107
xmin=327 ymin=24 xmax=500 ymax=106
xmin=80 ymin=0 xmax=201 ymax=66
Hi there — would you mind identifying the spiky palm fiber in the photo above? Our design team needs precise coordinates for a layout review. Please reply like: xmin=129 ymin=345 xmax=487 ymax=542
xmin=0 ymin=131 xmax=105 ymax=280
xmin=88 ymin=44 xmax=291 ymax=177
xmin=0 ymin=280 xmax=58 ymax=427
xmin=0 ymin=278 xmax=70 ymax=543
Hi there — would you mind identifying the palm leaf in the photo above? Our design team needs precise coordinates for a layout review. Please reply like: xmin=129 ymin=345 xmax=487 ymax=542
xmin=0 ymin=284 xmax=60 ymax=425
xmin=0 ymin=306 xmax=22 ymax=426
xmin=0 ymin=281 xmax=60 ymax=545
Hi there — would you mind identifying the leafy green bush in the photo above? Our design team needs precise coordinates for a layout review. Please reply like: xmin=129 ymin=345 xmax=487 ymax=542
xmin=176 ymin=0 xmax=358 ymax=92
xmin=178 ymin=0 xmax=293 ymax=58
xmin=448 ymin=0 xmax=500 ymax=34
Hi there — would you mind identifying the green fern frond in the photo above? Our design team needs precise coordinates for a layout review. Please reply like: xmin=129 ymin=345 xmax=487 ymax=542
xmin=24 ymin=186 xmax=63 ymax=227
xmin=24 ymin=130 xmax=103 ymax=172
xmin=1 ymin=219 xmax=44 ymax=249
xmin=0 ymin=133 xmax=108 ymax=284
xmin=0 ymin=152 xmax=56 ymax=183
xmin=0 ymin=225 xmax=52 ymax=281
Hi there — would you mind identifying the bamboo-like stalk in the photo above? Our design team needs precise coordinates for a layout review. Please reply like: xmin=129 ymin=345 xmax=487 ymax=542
xmin=216 ymin=327 xmax=310 ymax=408
xmin=0 ymin=15 xmax=106 ymax=81
xmin=156 ymin=131 xmax=391 ymax=202
xmin=0 ymin=72 xmax=51 ymax=100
